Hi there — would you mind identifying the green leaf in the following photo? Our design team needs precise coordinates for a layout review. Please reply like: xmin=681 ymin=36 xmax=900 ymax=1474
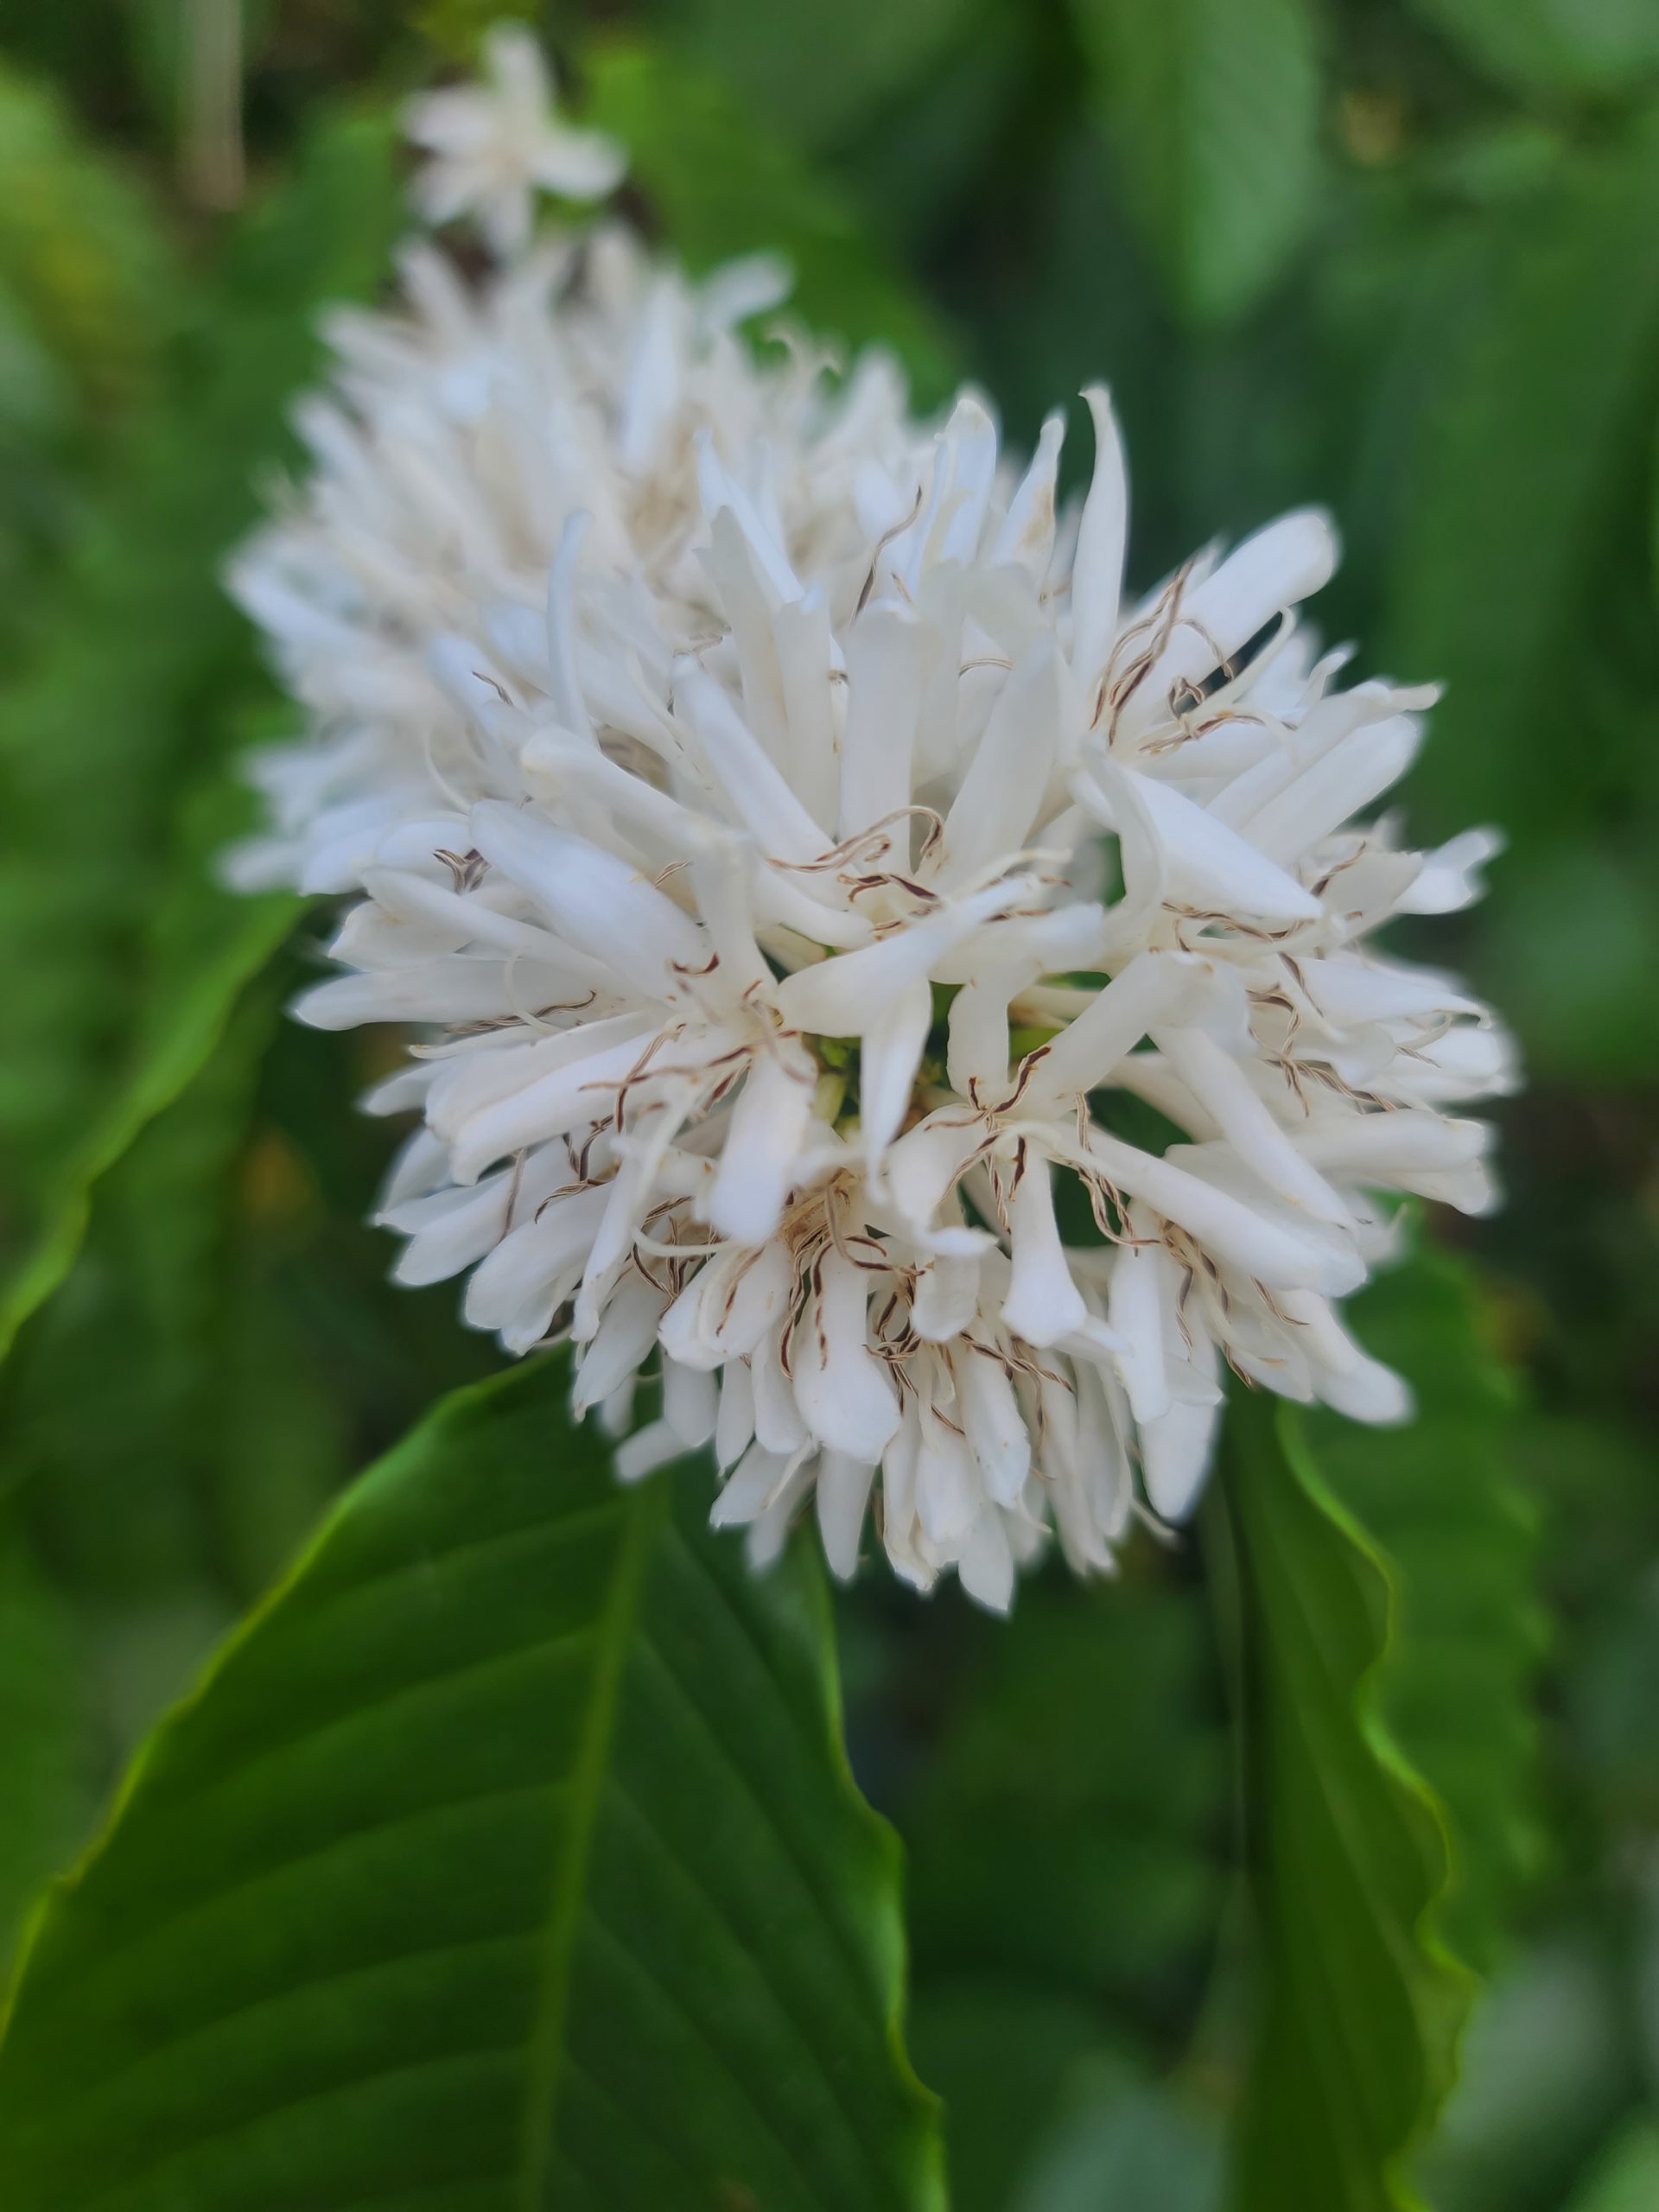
xmin=0 ymin=58 xmax=175 ymax=419
xmin=1405 ymin=0 xmax=1659 ymax=101
xmin=0 ymin=105 xmax=400 ymax=1329
xmin=0 ymin=1539 xmax=97 ymax=1976
xmin=0 ymin=1358 xmax=945 ymax=2211
xmin=1067 ymin=0 xmax=1319 ymax=325
xmin=0 ymin=880 xmax=296 ymax=1362
xmin=903 ymin=1576 xmax=1226 ymax=2018
xmin=1381 ymin=115 xmax=1659 ymax=1077
xmin=891 ymin=1567 xmax=1226 ymax=2206
xmin=1384 ymin=116 xmax=1659 ymax=849
xmin=1562 ymin=2120 xmax=1659 ymax=2212
xmin=583 ymin=38 xmax=957 ymax=406
xmin=1222 ymin=1391 xmax=1475 ymax=2212
xmin=1015 ymin=2056 xmax=1226 ymax=2212
xmin=906 ymin=1980 xmax=1124 ymax=2212
xmin=661 ymin=0 xmax=974 ymax=155
xmin=1417 ymin=1940 xmax=1637 ymax=2212
xmin=1305 ymin=1249 xmax=1541 ymax=1974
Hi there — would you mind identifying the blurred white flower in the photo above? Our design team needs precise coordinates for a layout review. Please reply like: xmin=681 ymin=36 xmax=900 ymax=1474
xmin=403 ymin=23 xmax=625 ymax=256
xmin=230 ymin=33 xmax=1514 ymax=1610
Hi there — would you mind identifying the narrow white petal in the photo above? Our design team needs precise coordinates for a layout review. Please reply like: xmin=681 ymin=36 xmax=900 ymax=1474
xmin=1070 ymin=386 xmax=1128 ymax=689
xmin=1027 ymin=950 xmax=1209 ymax=1105
xmin=1000 ymin=1154 xmax=1088 ymax=1347
xmin=837 ymin=607 xmax=939 ymax=844
xmin=1152 ymin=1026 xmax=1349 ymax=1222
xmin=714 ymin=1360 xmax=756 ymax=1469
xmin=992 ymin=410 xmax=1065 ymax=579
xmin=1116 ymin=766 xmax=1321 ymax=922
xmin=957 ymin=1508 xmax=1016 ymax=1613
xmin=1105 ymin=1209 xmax=1175 ymax=1423
xmin=956 ymin=1349 xmax=1031 ymax=1505
xmin=470 ymin=801 xmax=708 ymax=994
xmin=817 ymin=1450 xmax=876 ymax=1581
xmin=664 ymin=1358 xmax=718 ymax=1449
xmin=861 ymin=980 xmax=933 ymax=1174
xmin=791 ymin=1249 xmax=901 ymax=1462
xmin=614 ymin=1419 xmax=684 ymax=1484
xmin=939 ymin=639 xmax=1064 ymax=887
xmin=708 ymin=1052 xmax=813 ymax=1246
xmin=912 ymin=1253 xmax=982 ymax=1342
xmin=777 ymin=879 xmax=1026 ymax=1037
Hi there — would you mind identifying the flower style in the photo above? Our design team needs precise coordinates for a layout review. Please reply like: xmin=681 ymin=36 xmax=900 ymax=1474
xmin=230 ymin=47 xmax=1514 ymax=1610
xmin=404 ymin=23 xmax=626 ymax=256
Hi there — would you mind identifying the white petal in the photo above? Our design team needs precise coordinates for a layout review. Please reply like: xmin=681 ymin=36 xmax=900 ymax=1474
xmin=777 ymin=879 xmax=1026 ymax=1037
xmin=956 ymin=1349 xmax=1032 ymax=1506
xmin=752 ymin=1326 xmax=809 ymax=1454
xmin=708 ymin=1052 xmax=813 ymax=1245
xmin=714 ymin=1360 xmax=756 ymax=1468
xmin=938 ymin=639 xmax=1064 ymax=887
xmin=1116 ymin=766 xmax=1321 ymax=922
xmin=573 ymin=1270 xmax=667 ymax=1411
xmin=957 ymin=1508 xmax=1016 ymax=1613
xmin=664 ymin=1357 xmax=718 ymax=1449
xmin=1398 ymin=828 xmax=1503 ymax=914
xmin=861 ymin=980 xmax=933 ymax=1174
xmin=613 ymin=1419 xmax=683 ymax=1484
xmin=1000 ymin=1154 xmax=1088 ymax=1347
xmin=914 ymin=1400 xmax=980 ymax=1544
xmin=1117 ymin=510 xmax=1337 ymax=744
xmin=838 ymin=607 xmax=938 ymax=843
xmin=912 ymin=1253 xmax=982 ymax=1342
xmin=993 ymin=410 xmax=1065 ymax=579
xmin=1139 ymin=1327 xmax=1221 ymax=1522
xmin=710 ymin=1440 xmax=791 ymax=1529
xmin=1065 ymin=1126 xmax=1363 ymax=1296
xmin=817 ymin=1451 xmax=876 ymax=1581
xmin=1105 ymin=1209 xmax=1175 ymax=1423
xmin=1070 ymin=385 xmax=1128 ymax=689
xmin=470 ymin=802 xmax=708 ymax=995
xmin=1151 ymin=1026 xmax=1348 ymax=1223
xmin=791 ymin=1249 xmax=900 ymax=1462
xmin=385 ymin=1173 xmax=512 ymax=1286
xmin=1026 ymin=949 xmax=1210 ymax=1104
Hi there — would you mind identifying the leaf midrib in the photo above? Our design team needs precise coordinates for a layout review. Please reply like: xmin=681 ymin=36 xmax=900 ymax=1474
xmin=516 ymin=1476 xmax=664 ymax=2209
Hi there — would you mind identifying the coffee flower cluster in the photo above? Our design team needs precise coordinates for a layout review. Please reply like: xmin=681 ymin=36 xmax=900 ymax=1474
xmin=228 ymin=37 xmax=1513 ymax=1608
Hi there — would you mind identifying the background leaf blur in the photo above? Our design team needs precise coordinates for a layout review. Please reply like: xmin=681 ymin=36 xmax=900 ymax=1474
xmin=0 ymin=2 xmax=1653 ymax=2206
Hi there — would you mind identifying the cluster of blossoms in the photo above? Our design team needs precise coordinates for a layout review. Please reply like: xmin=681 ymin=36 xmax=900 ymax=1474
xmin=228 ymin=29 xmax=1514 ymax=1609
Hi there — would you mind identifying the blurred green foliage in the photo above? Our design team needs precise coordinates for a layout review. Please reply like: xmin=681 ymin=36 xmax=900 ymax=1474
xmin=0 ymin=2 xmax=1653 ymax=2207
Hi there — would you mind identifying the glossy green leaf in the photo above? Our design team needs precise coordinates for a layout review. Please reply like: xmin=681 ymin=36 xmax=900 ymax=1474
xmin=1306 ymin=1248 xmax=1540 ymax=1974
xmin=584 ymin=39 xmax=957 ymax=405
xmin=0 ymin=1358 xmax=945 ymax=2211
xmin=1067 ymin=0 xmax=1319 ymax=325
xmin=1223 ymin=1392 xmax=1475 ymax=2212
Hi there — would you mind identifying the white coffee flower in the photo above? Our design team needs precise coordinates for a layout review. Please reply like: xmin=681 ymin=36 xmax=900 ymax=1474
xmin=229 ymin=41 xmax=1514 ymax=1610
xmin=404 ymin=23 xmax=626 ymax=256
